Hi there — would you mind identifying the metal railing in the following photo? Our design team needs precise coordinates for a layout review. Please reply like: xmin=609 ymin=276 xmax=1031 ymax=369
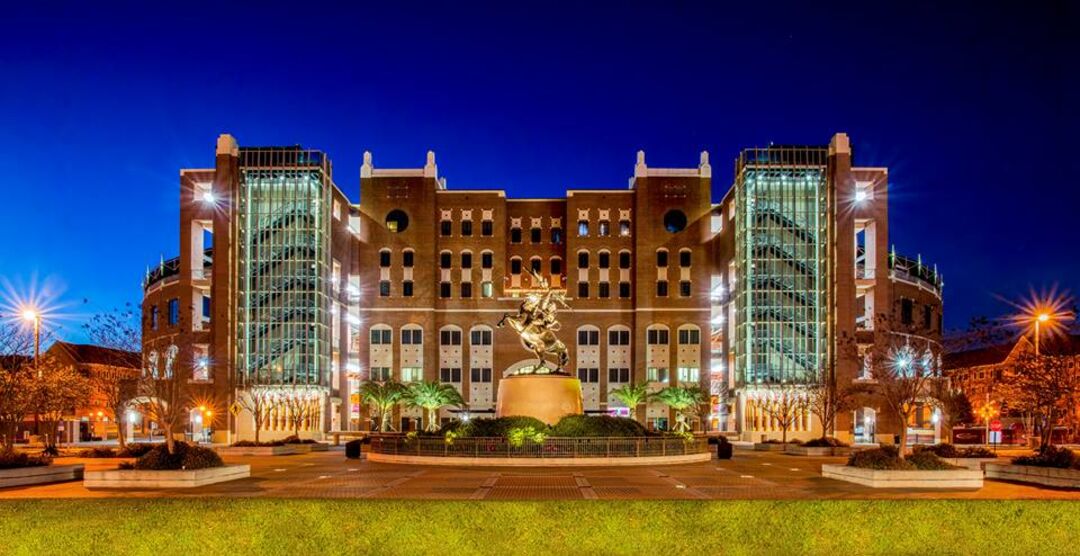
xmin=368 ymin=436 xmax=710 ymax=459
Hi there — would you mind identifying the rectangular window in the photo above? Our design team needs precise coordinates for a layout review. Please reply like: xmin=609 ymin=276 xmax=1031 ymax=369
xmin=619 ymin=281 xmax=631 ymax=299
xmin=678 ymin=328 xmax=700 ymax=345
xmin=403 ymin=250 xmax=414 ymax=267
xmin=677 ymin=366 xmax=700 ymax=383
xmin=656 ymin=250 xmax=668 ymax=267
xmin=440 ymin=220 xmax=452 ymax=236
xmin=679 ymin=280 xmax=691 ymax=297
xmin=679 ymin=250 xmax=691 ymax=267
xmin=530 ymin=258 xmax=542 ymax=274
xmin=608 ymin=329 xmax=630 ymax=345
xmin=551 ymin=228 xmax=563 ymax=244
xmin=608 ymin=368 xmax=630 ymax=383
xmin=530 ymin=227 xmax=541 ymax=243
xmin=598 ymin=282 xmax=610 ymax=298
xmin=578 ymin=252 xmax=589 ymax=269
xmin=481 ymin=252 xmax=493 ymax=269
xmin=461 ymin=220 xmax=473 ymax=237
xmin=550 ymin=258 xmax=562 ymax=275
xmin=619 ymin=220 xmax=631 ymax=236
xmin=371 ymin=367 xmax=392 ymax=382
xmin=470 ymin=329 xmax=493 ymax=345
xmin=511 ymin=228 xmax=522 ymax=243
xmin=403 ymin=281 xmax=414 ymax=297
xmin=440 ymin=329 xmax=462 ymax=345
xmin=167 ymin=298 xmax=179 ymax=326
xmin=481 ymin=281 xmax=493 ymax=298
xmin=150 ymin=306 xmax=159 ymax=330
xmin=401 ymin=367 xmax=423 ymax=382
xmin=656 ymin=280 xmax=668 ymax=297
xmin=577 ymin=329 xmax=600 ymax=345
xmin=481 ymin=220 xmax=493 ymax=236
xmin=440 ymin=252 xmax=452 ymax=269
xmin=461 ymin=282 xmax=473 ymax=298
xmin=470 ymin=367 xmax=493 ymax=383
xmin=901 ymin=298 xmax=914 ymax=325
xmin=379 ymin=280 xmax=391 ymax=297
xmin=619 ymin=252 xmax=631 ymax=269
xmin=598 ymin=252 xmax=610 ymax=269
xmin=578 ymin=281 xmax=589 ymax=298
xmin=923 ymin=305 xmax=933 ymax=330
xmin=379 ymin=250 xmax=391 ymax=267
xmin=578 ymin=220 xmax=589 ymax=237
xmin=371 ymin=329 xmax=392 ymax=344
xmin=440 ymin=282 xmax=451 ymax=298
xmin=647 ymin=329 xmax=669 ymax=345
xmin=202 ymin=296 xmax=211 ymax=320
xmin=646 ymin=367 xmax=669 ymax=383
xmin=511 ymin=259 xmax=522 ymax=274
xmin=440 ymin=368 xmax=462 ymax=383
xmin=577 ymin=368 xmax=600 ymax=383
xmin=598 ymin=221 xmax=610 ymax=237
xmin=461 ymin=252 xmax=473 ymax=269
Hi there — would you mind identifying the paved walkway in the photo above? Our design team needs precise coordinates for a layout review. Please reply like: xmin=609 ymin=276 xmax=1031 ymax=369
xmin=2 ymin=448 xmax=1078 ymax=500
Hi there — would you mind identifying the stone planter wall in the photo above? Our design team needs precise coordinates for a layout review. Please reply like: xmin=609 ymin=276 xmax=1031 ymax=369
xmin=985 ymin=463 xmax=1080 ymax=489
xmin=84 ymin=465 xmax=250 ymax=489
xmin=289 ymin=443 xmax=329 ymax=453
xmin=753 ymin=443 xmax=791 ymax=452
xmin=785 ymin=446 xmax=852 ymax=457
xmin=821 ymin=464 xmax=983 ymax=489
xmin=939 ymin=457 xmax=999 ymax=471
xmin=216 ymin=445 xmax=300 ymax=457
xmin=0 ymin=464 xmax=84 ymax=488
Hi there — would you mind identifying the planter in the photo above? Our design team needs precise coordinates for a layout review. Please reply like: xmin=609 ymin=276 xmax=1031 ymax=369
xmin=0 ymin=464 xmax=84 ymax=488
xmin=985 ymin=463 xmax=1080 ymax=489
xmin=216 ymin=445 xmax=300 ymax=457
xmin=785 ymin=446 xmax=852 ymax=457
xmin=753 ymin=443 xmax=793 ymax=452
xmin=84 ymin=465 xmax=250 ymax=489
xmin=288 ymin=443 xmax=329 ymax=453
xmin=822 ymin=464 xmax=983 ymax=489
xmin=939 ymin=457 xmax=999 ymax=471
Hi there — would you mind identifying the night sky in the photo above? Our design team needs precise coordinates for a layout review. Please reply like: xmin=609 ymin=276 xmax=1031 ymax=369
xmin=0 ymin=1 xmax=1074 ymax=341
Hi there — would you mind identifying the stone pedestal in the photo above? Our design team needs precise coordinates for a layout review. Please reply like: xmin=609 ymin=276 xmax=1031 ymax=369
xmin=496 ymin=374 xmax=583 ymax=425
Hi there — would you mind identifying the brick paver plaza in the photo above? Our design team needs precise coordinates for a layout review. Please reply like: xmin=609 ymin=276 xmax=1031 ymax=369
xmin=3 ymin=447 xmax=1078 ymax=500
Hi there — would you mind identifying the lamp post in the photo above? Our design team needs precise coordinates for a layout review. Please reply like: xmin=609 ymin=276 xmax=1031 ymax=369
xmin=21 ymin=309 xmax=41 ymax=375
xmin=1034 ymin=312 xmax=1050 ymax=356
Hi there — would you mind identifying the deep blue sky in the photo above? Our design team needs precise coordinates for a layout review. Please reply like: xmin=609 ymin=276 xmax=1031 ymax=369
xmin=0 ymin=1 xmax=1074 ymax=341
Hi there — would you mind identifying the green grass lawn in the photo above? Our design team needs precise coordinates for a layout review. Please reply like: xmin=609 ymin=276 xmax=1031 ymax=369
xmin=1 ymin=499 xmax=1078 ymax=555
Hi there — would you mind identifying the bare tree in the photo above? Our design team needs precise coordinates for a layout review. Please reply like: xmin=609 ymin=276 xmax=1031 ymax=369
xmin=806 ymin=372 xmax=859 ymax=441
xmin=235 ymin=382 xmax=285 ymax=444
xmin=866 ymin=340 xmax=942 ymax=459
xmin=1000 ymin=352 xmax=1079 ymax=450
xmin=929 ymin=379 xmax=975 ymax=432
xmin=83 ymin=305 xmax=142 ymax=450
xmin=140 ymin=339 xmax=196 ymax=455
xmin=0 ymin=323 xmax=35 ymax=450
xmin=33 ymin=357 xmax=92 ymax=451
xmin=758 ymin=384 xmax=809 ymax=444
xmin=281 ymin=386 xmax=323 ymax=438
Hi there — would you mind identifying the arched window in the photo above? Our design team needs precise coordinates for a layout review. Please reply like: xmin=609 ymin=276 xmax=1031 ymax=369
xmin=481 ymin=250 xmax=494 ymax=269
xmin=679 ymin=248 xmax=692 ymax=267
xmin=379 ymin=248 xmax=391 ymax=268
xmin=618 ymin=250 xmax=631 ymax=269
xmin=164 ymin=345 xmax=178 ymax=379
xmin=677 ymin=324 xmax=701 ymax=345
xmin=577 ymin=250 xmax=590 ymax=269
xmin=402 ymin=249 xmax=415 ymax=268
xmin=656 ymin=248 xmax=669 ymax=268
xmin=510 ymin=256 xmax=522 ymax=275
xmin=401 ymin=324 xmax=424 ymax=346
xmin=598 ymin=250 xmax=610 ymax=269
xmin=470 ymin=325 xmax=494 ymax=346
xmin=439 ymin=250 xmax=452 ymax=269
xmin=461 ymin=250 xmax=473 ymax=269
xmin=576 ymin=325 xmax=600 ymax=346
xmin=607 ymin=325 xmax=631 ymax=346
xmin=646 ymin=325 xmax=670 ymax=345
xmin=550 ymin=257 xmax=563 ymax=275
xmin=530 ymin=256 xmax=542 ymax=275
xmin=146 ymin=350 xmax=159 ymax=378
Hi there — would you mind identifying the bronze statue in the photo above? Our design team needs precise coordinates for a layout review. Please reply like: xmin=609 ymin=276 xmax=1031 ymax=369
xmin=497 ymin=270 xmax=570 ymax=374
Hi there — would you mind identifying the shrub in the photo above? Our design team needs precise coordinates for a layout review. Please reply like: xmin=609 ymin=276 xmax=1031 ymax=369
xmin=761 ymin=438 xmax=803 ymax=445
xmin=77 ymin=447 xmax=118 ymax=458
xmin=40 ymin=445 xmax=60 ymax=457
xmin=229 ymin=440 xmax=285 ymax=448
xmin=1013 ymin=446 xmax=1079 ymax=469
xmin=133 ymin=442 xmax=223 ymax=471
xmin=848 ymin=445 xmax=957 ymax=470
xmin=450 ymin=416 xmax=549 ymax=438
xmin=912 ymin=443 xmax=994 ymax=459
xmin=507 ymin=426 xmax=547 ymax=447
xmin=802 ymin=437 xmax=849 ymax=448
xmin=550 ymin=415 xmax=647 ymax=438
xmin=0 ymin=450 xmax=52 ymax=469
xmin=117 ymin=443 xmax=159 ymax=458
xmin=281 ymin=435 xmax=319 ymax=445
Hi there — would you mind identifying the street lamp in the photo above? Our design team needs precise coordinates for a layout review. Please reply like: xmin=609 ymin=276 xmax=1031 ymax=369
xmin=1034 ymin=312 xmax=1050 ymax=356
xmin=21 ymin=308 xmax=40 ymax=370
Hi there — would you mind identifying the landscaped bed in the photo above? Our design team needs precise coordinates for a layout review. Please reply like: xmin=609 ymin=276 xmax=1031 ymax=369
xmin=754 ymin=439 xmax=799 ymax=452
xmin=0 ymin=450 xmax=83 ymax=488
xmin=985 ymin=446 xmax=1080 ymax=489
xmin=821 ymin=445 xmax=983 ymax=489
xmin=216 ymin=441 xmax=301 ymax=456
xmin=913 ymin=443 xmax=999 ymax=470
xmin=0 ymin=499 xmax=1077 ymax=554
xmin=85 ymin=442 xmax=248 ymax=489
xmin=785 ymin=437 xmax=851 ymax=456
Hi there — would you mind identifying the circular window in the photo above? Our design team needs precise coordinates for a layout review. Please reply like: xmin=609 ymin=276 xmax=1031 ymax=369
xmin=663 ymin=210 xmax=687 ymax=233
xmin=385 ymin=210 xmax=409 ymax=233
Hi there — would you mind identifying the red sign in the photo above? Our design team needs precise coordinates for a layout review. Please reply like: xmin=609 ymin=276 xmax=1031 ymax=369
xmin=990 ymin=419 xmax=1003 ymax=432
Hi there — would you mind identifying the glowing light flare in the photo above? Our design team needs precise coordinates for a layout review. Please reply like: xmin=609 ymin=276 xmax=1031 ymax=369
xmin=1 ymin=274 xmax=76 ymax=332
xmin=1001 ymin=285 xmax=1075 ymax=340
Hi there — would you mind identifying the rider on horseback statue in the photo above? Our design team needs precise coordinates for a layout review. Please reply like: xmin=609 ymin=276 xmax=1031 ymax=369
xmin=496 ymin=269 xmax=570 ymax=375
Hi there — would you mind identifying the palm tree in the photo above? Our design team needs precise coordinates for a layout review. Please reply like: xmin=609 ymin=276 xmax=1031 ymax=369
xmin=609 ymin=383 xmax=651 ymax=423
xmin=358 ymin=380 xmax=405 ymax=432
xmin=403 ymin=381 xmax=466 ymax=432
xmin=653 ymin=386 xmax=707 ymax=432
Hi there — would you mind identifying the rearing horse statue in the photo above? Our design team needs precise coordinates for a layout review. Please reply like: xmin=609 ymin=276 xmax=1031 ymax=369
xmin=496 ymin=270 xmax=570 ymax=374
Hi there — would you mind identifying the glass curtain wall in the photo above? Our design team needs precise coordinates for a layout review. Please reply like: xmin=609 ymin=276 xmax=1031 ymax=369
xmin=734 ymin=147 xmax=828 ymax=385
xmin=237 ymin=148 xmax=331 ymax=387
